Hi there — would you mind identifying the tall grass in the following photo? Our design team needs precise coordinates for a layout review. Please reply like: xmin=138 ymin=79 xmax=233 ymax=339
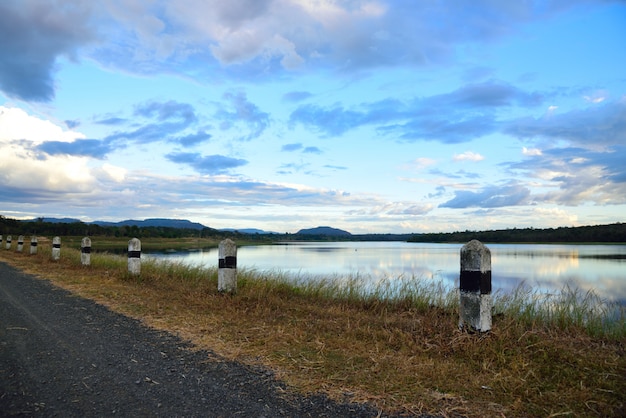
xmin=9 ymin=243 xmax=625 ymax=338
xmin=111 ymin=249 xmax=625 ymax=339
xmin=235 ymin=266 xmax=624 ymax=338
xmin=493 ymin=282 xmax=625 ymax=339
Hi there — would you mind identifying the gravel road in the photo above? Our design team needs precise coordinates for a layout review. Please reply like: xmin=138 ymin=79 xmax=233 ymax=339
xmin=0 ymin=262 xmax=406 ymax=417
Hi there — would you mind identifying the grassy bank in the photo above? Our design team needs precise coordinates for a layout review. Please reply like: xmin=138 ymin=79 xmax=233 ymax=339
xmin=41 ymin=235 xmax=225 ymax=252
xmin=1 ymin=243 xmax=624 ymax=417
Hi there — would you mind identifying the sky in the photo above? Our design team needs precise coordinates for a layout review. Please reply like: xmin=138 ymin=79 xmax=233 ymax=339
xmin=0 ymin=0 xmax=625 ymax=234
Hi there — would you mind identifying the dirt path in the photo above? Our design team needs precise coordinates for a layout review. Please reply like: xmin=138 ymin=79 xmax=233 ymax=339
xmin=0 ymin=262 xmax=394 ymax=417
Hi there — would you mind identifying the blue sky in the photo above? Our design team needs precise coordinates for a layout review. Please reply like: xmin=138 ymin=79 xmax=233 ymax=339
xmin=1 ymin=0 xmax=625 ymax=234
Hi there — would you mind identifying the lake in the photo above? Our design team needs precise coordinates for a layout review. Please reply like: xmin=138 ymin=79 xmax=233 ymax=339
xmin=147 ymin=241 xmax=626 ymax=305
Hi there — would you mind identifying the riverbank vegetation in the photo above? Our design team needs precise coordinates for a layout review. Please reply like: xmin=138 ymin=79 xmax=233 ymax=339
xmin=407 ymin=222 xmax=626 ymax=244
xmin=1 ymin=244 xmax=623 ymax=417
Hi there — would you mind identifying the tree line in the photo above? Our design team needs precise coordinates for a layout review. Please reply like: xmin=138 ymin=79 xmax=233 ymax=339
xmin=0 ymin=216 xmax=245 ymax=240
xmin=406 ymin=223 xmax=626 ymax=243
xmin=1 ymin=215 xmax=624 ymax=243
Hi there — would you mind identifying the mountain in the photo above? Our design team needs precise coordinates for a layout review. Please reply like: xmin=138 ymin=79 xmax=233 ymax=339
xmin=26 ymin=217 xmax=83 ymax=223
xmin=296 ymin=226 xmax=352 ymax=236
xmin=25 ymin=216 xmax=280 ymax=233
xmin=25 ymin=217 xmax=348 ymax=236
xmin=92 ymin=218 xmax=207 ymax=230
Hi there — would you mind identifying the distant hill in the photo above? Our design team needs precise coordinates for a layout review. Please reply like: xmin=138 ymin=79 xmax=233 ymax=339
xmin=93 ymin=218 xmax=207 ymax=230
xmin=25 ymin=217 xmax=208 ymax=230
xmin=296 ymin=226 xmax=352 ymax=236
xmin=24 ymin=217 xmax=277 ymax=234
xmin=26 ymin=217 xmax=83 ymax=224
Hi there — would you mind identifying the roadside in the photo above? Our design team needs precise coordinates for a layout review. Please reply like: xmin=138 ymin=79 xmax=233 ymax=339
xmin=0 ymin=262 xmax=403 ymax=417
xmin=2 ymin=246 xmax=623 ymax=417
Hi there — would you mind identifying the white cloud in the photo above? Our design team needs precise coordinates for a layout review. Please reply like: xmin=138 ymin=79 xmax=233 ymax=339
xmin=509 ymin=145 xmax=626 ymax=206
xmin=295 ymin=0 xmax=387 ymax=26
xmin=0 ymin=146 xmax=95 ymax=193
xmin=101 ymin=163 xmax=127 ymax=182
xmin=97 ymin=0 xmax=555 ymax=75
xmin=584 ymin=96 xmax=606 ymax=104
xmin=453 ymin=151 xmax=484 ymax=162
xmin=583 ymin=90 xmax=608 ymax=103
xmin=0 ymin=107 xmax=95 ymax=197
xmin=522 ymin=147 xmax=542 ymax=156
xmin=0 ymin=106 xmax=85 ymax=144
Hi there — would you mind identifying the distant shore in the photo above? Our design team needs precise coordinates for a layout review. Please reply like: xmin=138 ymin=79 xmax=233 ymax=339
xmin=2 ymin=215 xmax=625 ymax=244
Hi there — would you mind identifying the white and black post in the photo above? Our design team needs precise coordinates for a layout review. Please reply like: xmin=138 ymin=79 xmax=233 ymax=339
xmin=128 ymin=238 xmax=141 ymax=276
xmin=5 ymin=235 xmax=11 ymax=250
xmin=218 ymin=238 xmax=237 ymax=293
xmin=81 ymin=237 xmax=92 ymax=266
xmin=52 ymin=236 xmax=61 ymax=260
xmin=17 ymin=235 xmax=24 ymax=252
xmin=459 ymin=240 xmax=492 ymax=332
xmin=30 ymin=236 xmax=38 ymax=255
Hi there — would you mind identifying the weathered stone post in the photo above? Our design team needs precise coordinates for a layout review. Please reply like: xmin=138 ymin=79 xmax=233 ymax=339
xmin=5 ymin=235 xmax=11 ymax=250
xmin=459 ymin=240 xmax=492 ymax=332
xmin=81 ymin=237 xmax=92 ymax=266
xmin=218 ymin=238 xmax=237 ymax=293
xmin=30 ymin=236 xmax=38 ymax=255
xmin=17 ymin=235 xmax=24 ymax=252
xmin=128 ymin=238 xmax=141 ymax=276
xmin=52 ymin=236 xmax=61 ymax=260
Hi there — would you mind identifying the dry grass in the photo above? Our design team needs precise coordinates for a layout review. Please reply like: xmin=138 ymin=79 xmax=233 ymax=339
xmin=1 ymin=243 xmax=624 ymax=417
xmin=56 ymin=235 xmax=225 ymax=252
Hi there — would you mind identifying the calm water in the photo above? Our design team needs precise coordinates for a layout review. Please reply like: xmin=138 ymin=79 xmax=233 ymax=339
xmin=147 ymin=242 xmax=626 ymax=305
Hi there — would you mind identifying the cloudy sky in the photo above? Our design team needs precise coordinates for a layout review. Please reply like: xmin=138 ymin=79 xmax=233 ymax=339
xmin=0 ymin=0 xmax=625 ymax=234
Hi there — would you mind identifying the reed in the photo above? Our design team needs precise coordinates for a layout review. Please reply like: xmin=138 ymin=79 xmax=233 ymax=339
xmin=492 ymin=283 xmax=625 ymax=339
xmin=1 ymin=245 xmax=624 ymax=417
xmin=19 ymin=243 xmax=625 ymax=337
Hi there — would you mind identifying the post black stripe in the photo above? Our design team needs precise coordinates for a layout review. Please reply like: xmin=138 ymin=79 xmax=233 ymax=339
xmin=460 ymin=270 xmax=492 ymax=294
xmin=219 ymin=256 xmax=237 ymax=269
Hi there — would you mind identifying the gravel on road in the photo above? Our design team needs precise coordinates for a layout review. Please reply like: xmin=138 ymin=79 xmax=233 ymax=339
xmin=0 ymin=262 xmax=404 ymax=417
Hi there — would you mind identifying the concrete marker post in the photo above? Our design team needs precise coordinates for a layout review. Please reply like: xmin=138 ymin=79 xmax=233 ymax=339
xmin=459 ymin=239 xmax=492 ymax=332
xmin=52 ymin=236 xmax=61 ymax=260
xmin=30 ymin=236 xmax=38 ymax=255
xmin=218 ymin=238 xmax=237 ymax=293
xmin=6 ymin=235 xmax=12 ymax=250
xmin=128 ymin=238 xmax=141 ymax=276
xmin=81 ymin=237 xmax=92 ymax=266
xmin=17 ymin=235 xmax=24 ymax=252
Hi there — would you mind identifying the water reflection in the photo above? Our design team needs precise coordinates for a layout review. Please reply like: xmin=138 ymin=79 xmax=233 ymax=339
xmin=147 ymin=242 xmax=626 ymax=305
